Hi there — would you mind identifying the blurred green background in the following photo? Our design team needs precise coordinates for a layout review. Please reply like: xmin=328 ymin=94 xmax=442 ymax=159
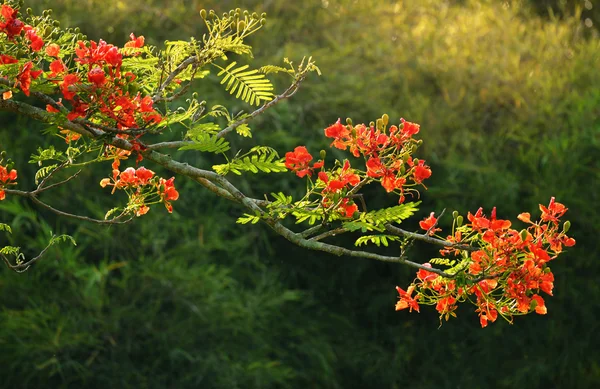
xmin=1 ymin=0 xmax=599 ymax=387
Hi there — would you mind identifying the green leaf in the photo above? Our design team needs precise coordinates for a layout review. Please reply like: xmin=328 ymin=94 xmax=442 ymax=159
xmin=0 ymin=246 xmax=20 ymax=256
xmin=237 ymin=213 xmax=261 ymax=224
xmin=179 ymin=133 xmax=230 ymax=154
xmin=354 ymin=234 xmax=401 ymax=247
xmin=34 ymin=164 xmax=58 ymax=185
xmin=49 ymin=234 xmax=77 ymax=247
xmin=0 ymin=223 xmax=12 ymax=234
xmin=213 ymin=147 xmax=285 ymax=175
xmin=214 ymin=62 xmax=274 ymax=106
xmin=235 ymin=123 xmax=252 ymax=138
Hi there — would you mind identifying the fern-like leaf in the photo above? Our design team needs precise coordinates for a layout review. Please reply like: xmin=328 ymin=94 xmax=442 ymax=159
xmin=180 ymin=133 xmax=230 ymax=154
xmin=215 ymin=62 xmax=274 ymax=106
xmin=35 ymin=164 xmax=58 ymax=185
xmin=0 ymin=223 xmax=12 ymax=234
xmin=49 ymin=234 xmax=77 ymax=247
xmin=212 ymin=148 xmax=285 ymax=175
xmin=355 ymin=234 xmax=401 ymax=247
xmin=258 ymin=65 xmax=294 ymax=75
xmin=237 ymin=213 xmax=261 ymax=224
xmin=361 ymin=201 xmax=420 ymax=225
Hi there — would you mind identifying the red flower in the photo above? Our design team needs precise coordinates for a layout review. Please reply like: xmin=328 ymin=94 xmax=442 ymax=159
xmin=159 ymin=177 xmax=179 ymax=213
xmin=338 ymin=198 xmax=358 ymax=218
xmin=49 ymin=59 xmax=67 ymax=77
xmin=436 ymin=296 xmax=457 ymax=316
xmin=24 ymin=26 xmax=44 ymax=51
xmin=395 ymin=285 xmax=420 ymax=313
xmin=0 ymin=54 xmax=18 ymax=64
xmin=412 ymin=159 xmax=432 ymax=184
xmin=366 ymin=156 xmax=385 ymax=178
xmin=124 ymin=33 xmax=145 ymax=48
xmin=135 ymin=167 xmax=154 ymax=184
xmin=75 ymin=39 xmax=122 ymax=71
xmin=478 ymin=304 xmax=498 ymax=328
xmin=540 ymin=197 xmax=567 ymax=224
xmin=400 ymin=118 xmax=420 ymax=137
xmin=419 ymin=212 xmax=441 ymax=235
xmin=45 ymin=43 xmax=60 ymax=57
xmin=60 ymin=73 xmax=79 ymax=100
xmin=324 ymin=119 xmax=350 ymax=150
xmin=285 ymin=146 xmax=314 ymax=178
xmin=531 ymin=294 xmax=547 ymax=315
xmin=417 ymin=263 xmax=438 ymax=282
xmin=435 ymin=296 xmax=456 ymax=315
xmin=15 ymin=62 xmax=43 ymax=96
xmin=0 ymin=5 xmax=24 ymax=39
xmin=88 ymin=67 xmax=107 ymax=86
xmin=0 ymin=165 xmax=17 ymax=182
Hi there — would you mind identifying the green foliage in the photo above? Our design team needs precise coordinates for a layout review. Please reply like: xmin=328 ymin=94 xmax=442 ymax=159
xmin=4 ymin=1 xmax=600 ymax=388
xmin=344 ymin=202 xmax=420 ymax=233
xmin=0 ymin=223 xmax=12 ymax=234
xmin=215 ymin=61 xmax=275 ymax=106
xmin=34 ymin=164 xmax=58 ymax=185
xmin=48 ymin=234 xmax=77 ymax=247
xmin=213 ymin=146 xmax=286 ymax=175
xmin=180 ymin=132 xmax=230 ymax=154
xmin=354 ymin=234 xmax=401 ymax=247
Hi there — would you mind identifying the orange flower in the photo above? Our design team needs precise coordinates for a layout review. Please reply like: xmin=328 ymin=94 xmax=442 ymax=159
xmin=45 ymin=43 xmax=60 ymax=57
xmin=124 ymin=33 xmax=145 ymax=48
xmin=531 ymin=294 xmax=547 ymax=315
xmin=419 ymin=212 xmax=441 ymax=235
xmin=15 ymin=62 xmax=43 ymax=96
xmin=395 ymin=285 xmax=420 ymax=313
xmin=285 ymin=146 xmax=314 ymax=178
xmin=324 ymin=119 xmax=350 ymax=150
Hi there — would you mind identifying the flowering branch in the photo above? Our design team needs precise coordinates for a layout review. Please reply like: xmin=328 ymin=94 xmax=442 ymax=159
xmin=0 ymin=2 xmax=576 ymax=328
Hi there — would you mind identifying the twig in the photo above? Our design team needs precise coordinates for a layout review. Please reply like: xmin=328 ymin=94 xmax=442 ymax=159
xmin=310 ymin=227 xmax=348 ymax=241
xmin=384 ymin=224 xmax=477 ymax=252
xmin=215 ymin=75 xmax=305 ymax=139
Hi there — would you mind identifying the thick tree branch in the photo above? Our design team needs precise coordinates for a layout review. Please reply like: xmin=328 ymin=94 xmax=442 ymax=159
xmin=0 ymin=90 xmax=453 ymax=277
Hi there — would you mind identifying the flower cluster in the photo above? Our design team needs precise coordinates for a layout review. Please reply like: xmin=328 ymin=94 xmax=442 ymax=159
xmin=1 ymin=5 xmax=43 ymax=50
xmin=284 ymin=146 xmax=323 ymax=178
xmin=0 ymin=163 xmax=17 ymax=201
xmin=325 ymin=117 xmax=430 ymax=199
xmin=284 ymin=116 xmax=431 ymax=220
xmin=100 ymin=159 xmax=179 ymax=216
xmin=395 ymin=198 xmax=575 ymax=327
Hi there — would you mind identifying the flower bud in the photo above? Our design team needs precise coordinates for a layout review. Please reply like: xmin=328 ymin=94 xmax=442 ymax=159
xmin=382 ymin=114 xmax=389 ymax=126
xmin=346 ymin=117 xmax=353 ymax=126
xmin=260 ymin=18 xmax=266 ymax=26
xmin=238 ymin=21 xmax=246 ymax=30
xmin=456 ymin=216 xmax=463 ymax=227
xmin=376 ymin=118 xmax=383 ymax=130
xmin=563 ymin=220 xmax=571 ymax=233
xmin=200 ymin=9 xmax=207 ymax=19
xmin=452 ymin=210 xmax=458 ymax=219
xmin=261 ymin=12 xmax=267 ymax=18
xmin=320 ymin=149 xmax=326 ymax=160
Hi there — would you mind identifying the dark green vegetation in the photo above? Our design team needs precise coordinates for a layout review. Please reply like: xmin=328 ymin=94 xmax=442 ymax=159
xmin=1 ymin=0 xmax=599 ymax=387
